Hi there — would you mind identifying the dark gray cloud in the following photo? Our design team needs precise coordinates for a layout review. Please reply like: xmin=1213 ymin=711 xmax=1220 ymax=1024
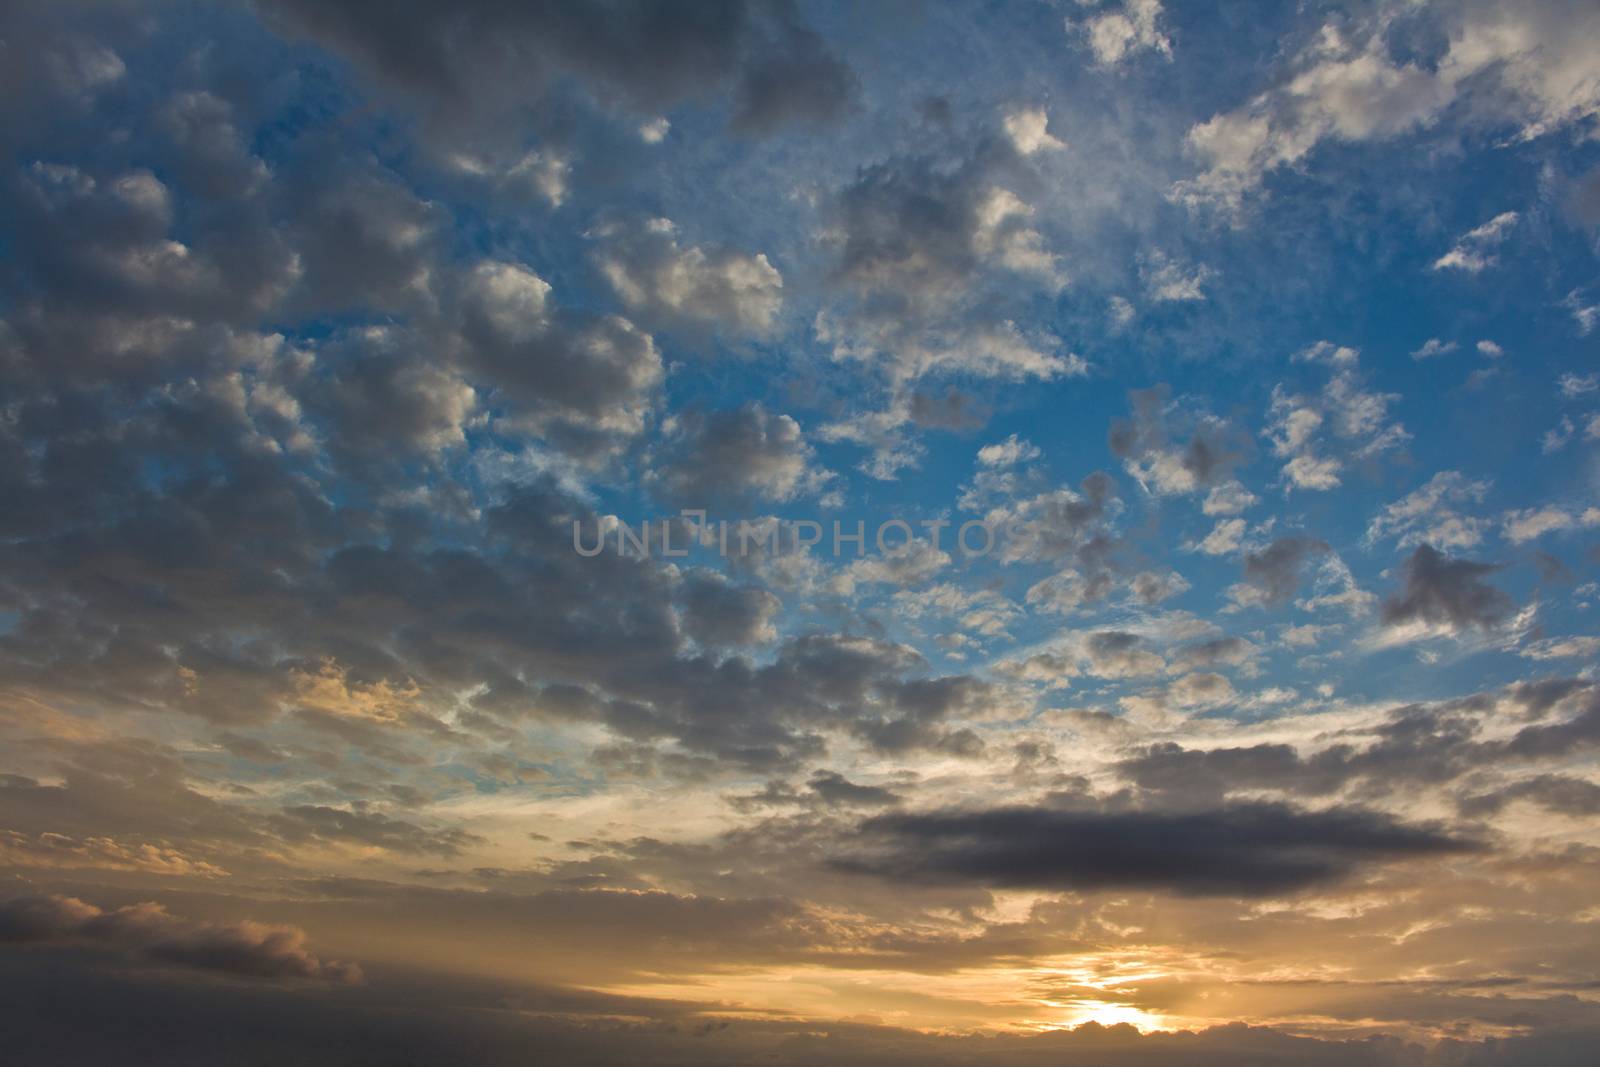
xmin=679 ymin=570 xmax=782 ymax=649
xmin=651 ymin=403 xmax=821 ymax=505
xmin=834 ymin=802 xmax=1476 ymax=897
xmin=1237 ymin=536 xmax=1330 ymax=607
xmin=829 ymin=138 xmax=1044 ymax=313
xmin=0 ymin=895 xmax=363 ymax=982
xmin=1457 ymin=774 xmax=1600 ymax=817
xmin=256 ymin=0 xmax=855 ymax=141
xmin=1084 ymin=631 xmax=1166 ymax=678
xmin=1116 ymin=681 xmax=1600 ymax=806
xmin=807 ymin=770 xmax=900 ymax=808
xmin=1381 ymin=544 xmax=1514 ymax=633
xmin=453 ymin=261 xmax=663 ymax=455
xmin=729 ymin=7 xmax=858 ymax=133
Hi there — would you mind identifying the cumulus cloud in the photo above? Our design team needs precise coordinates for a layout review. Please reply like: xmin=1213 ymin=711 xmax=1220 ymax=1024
xmin=595 ymin=218 xmax=783 ymax=336
xmin=679 ymin=569 xmax=781 ymax=648
xmin=653 ymin=403 xmax=825 ymax=504
xmin=456 ymin=259 xmax=663 ymax=452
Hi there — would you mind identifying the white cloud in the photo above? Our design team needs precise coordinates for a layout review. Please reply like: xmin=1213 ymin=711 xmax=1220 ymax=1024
xmin=1542 ymin=415 xmax=1576 ymax=453
xmin=977 ymin=434 xmax=1042 ymax=468
xmin=1203 ymin=481 xmax=1258 ymax=516
xmin=1365 ymin=471 xmax=1492 ymax=549
xmin=1172 ymin=1 xmax=1600 ymax=215
xmin=1433 ymin=212 xmax=1519 ymax=273
xmin=1502 ymin=505 xmax=1600 ymax=544
xmin=1565 ymin=289 xmax=1600 ymax=335
xmin=1075 ymin=0 xmax=1171 ymax=67
xmin=1410 ymin=338 xmax=1458 ymax=360
xmin=1108 ymin=295 xmax=1135 ymax=329
xmin=1003 ymin=107 xmax=1064 ymax=155
xmin=1142 ymin=249 xmax=1215 ymax=302
xmin=1559 ymin=372 xmax=1599 ymax=398
xmin=1520 ymin=635 xmax=1600 ymax=661
xmin=1267 ymin=345 xmax=1408 ymax=492
xmin=975 ymin=187 xmax=1066 ymax=288
xmin=1197 ymin=518 xmax=1247 ymax=556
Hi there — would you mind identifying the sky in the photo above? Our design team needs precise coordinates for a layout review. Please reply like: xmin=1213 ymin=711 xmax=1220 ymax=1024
xmin=2 ymin=0 xmax=1600 ymax=1063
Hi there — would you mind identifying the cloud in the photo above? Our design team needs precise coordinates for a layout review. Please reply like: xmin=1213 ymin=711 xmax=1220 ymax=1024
xmin=1267 ymin=345 xmax=1408 ymax=492
xmin=679 ymin=570 xmax=781 ymax=648
xmin=1380 ymin=544 xmax=1514 ymax=636
xmin=258 ymin=0 xmax=855 ymax=144
xmin=1228 ymin=536 xmax=1331 ymax=609
xmin=1433 ymin=212 xmax=1519 ymax=273
xmin=1173 ymin=1 xmax=1600 ymax=214
xmin=457 ymin=260 xmax=664 ymax=453
xmin=595 ymin=218 xmax=783 ymax=336
xmin=1108 ymin=385 xmax=1251 ymax=497
xmin=1566 ymin=289 xmax=1600 ymax=335
xmin=1458 ymin=774 xmax=1600 ymax=817
xmin=1141 ymin=249 xmax=1215 ymax=302
xmin=976 ymin=433 xmax=1041 ymax=468
xmin=0 ymin=895 xmax=363 ymax=983
xmin=1410 ymin=338 xmax=1459 ymax=360
xmin=1083 ymin=631 xmax=1167 ymax=678
xmin=1170 ymin=635 xmax=1258 ymax=673
xmin=836 ymin=802 xmax=1474 ymax=897
xmin=1365 ymin=472 xmax=1492 ymax=550
xmin=1197 ymin=518 xmax=1247 ymax=556
xmin=806 ymin=770 xmax=901 ymax=808
xmin=1003 ymin=107 xmax=1065 ymax=154
xmin=1558 ymin=372 xmax=1598 ymax=398
xmin=270 ymin=805 xmax=485 ymax=856
xmin=1501 ymin=506 xmax=1600 ymax=543
xmin=0 ymin=830 xmax=228 ymax=878
xmin=653 ymin=403 xmax=824 ymax=504
xmin=728 ymin=6 xmax=858 ymax=133
xmin=1116 ymin=679 xmax=1600 ymax=805
xmin=1074 ymin=0 xmax=1171 ymax=68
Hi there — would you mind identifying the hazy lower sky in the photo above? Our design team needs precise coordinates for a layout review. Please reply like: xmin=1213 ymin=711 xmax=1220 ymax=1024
xmin=3 ymin=1 xmax=1600 ymax=1063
